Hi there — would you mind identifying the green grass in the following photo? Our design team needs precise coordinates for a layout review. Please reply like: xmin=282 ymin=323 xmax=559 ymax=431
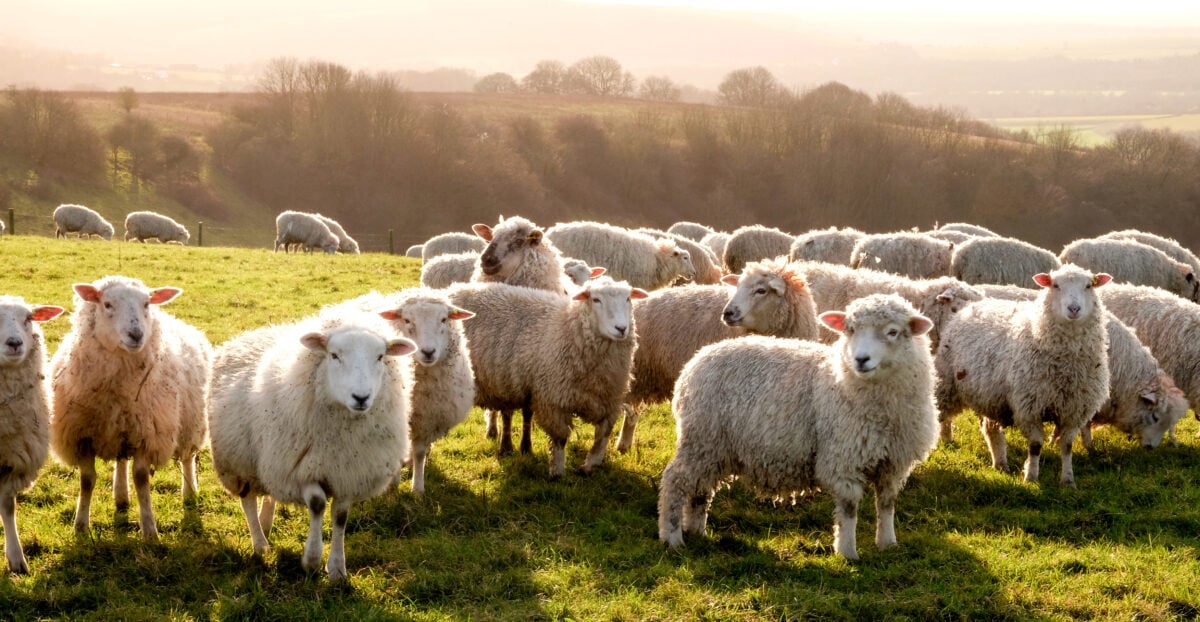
xmin=990 ymin=113 xmax=1200 ymax=147
xmin=3 ymin=236 xmax=1200 ymax=619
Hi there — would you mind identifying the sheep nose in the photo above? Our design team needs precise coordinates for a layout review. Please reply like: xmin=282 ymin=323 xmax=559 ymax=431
xmin=1067 ymin=303 xmax=1081 ymax=316
xmin=351 ymin=393 xmax=370 ymax=408
xmin=722 ymin=309 xmax=735 ymax=321
xmin=614 ymin=325 xmax=627 ymax=337
xmin=128 ymin=328 xmax=144 ymax=343
xmin=5 ymin=337 xmax=21 ymax=349
xmin=855 ymin=356 xmax=871 ymax=367
xmin=420 ymin=348 xmax=436 ymax=358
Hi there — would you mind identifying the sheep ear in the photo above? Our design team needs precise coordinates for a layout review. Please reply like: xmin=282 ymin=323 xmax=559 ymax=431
xmin=589 ymin=267 xmax=606 ymax=279
xmin=908 ymin=315 xmax=934 ymax=336
xmin=720 ymin=274 xmax=740 ymax=286
xmin=1092 ymin=274 xmax=1112 ymax=287
xmin=31 ymin=306 xmax=65 ymax=322
xmin=1140 ymin=388 xmax=1159 ymax=406
xmin=573 ymin=289 xmax=591 ymax=301
xmin=386 ymin=338 xmax=417 ymax=357
xmin=149 ymin=287 xmax=183 ymax=305
xmin=1168 ymin=386 xmax=1185 ymax=397
xmin=818 ymin=311 xmax=846 ymax=333
xmin=379 ymin=310 xmax=401 ymax=321
xmin=768 ymin=276 xmax=787 ymax=296
xmin=300 ymin=332 xmax=327 ymax=351
xmin=630 ymin=288 xmax=650 ymax=300
xmin=448 ymin=307 xmax=475 ymax=321
xmin=74 ymin=284 xmax=101 ymax=303
xmin=527 ymin=229 xmax=543 ymax=245
xmin=472 ymin=224 xmax=493 ymax=242
xmin=935 ymin=293 xmax=953 ymax=304
xmin=1032 ymin=273 xmax=1053 ymax=288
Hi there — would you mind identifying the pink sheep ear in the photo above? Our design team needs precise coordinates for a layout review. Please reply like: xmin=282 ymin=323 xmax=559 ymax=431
xmin=818 ymin=311 xmax=846 ymax=333
xmin=379 ymin=310 xmax=401 ymax=321
xmin=471 ymin=224 xmax=494 ymax=241
xmin=630 ymin=288 xmax=649 ymax=300
xmin=300 ymin=332 xmax=327 ymax=351
xmin=386 ymin=338 xmax=417 ymax=357
xmin=448 ymin=307 xmax=475 ymax=321
xmin=720 ymin=274 xmax=740 ymax=286
xmin=74 ymin=284 xmax=101 ymax=303
xmin=909 ymin=316 xmax=934 ymax=336
xmin=31 ymin=306 xmax=65 ymax=322
xmin=149 ymin=287 xmax=183 ymax=305
xmin=1092 ymin=274 xmax=1112 ymax=287
xmin=573 ymin=289 xmax=591 ymax=301
xmin=526 ymin=229 xmax=543 ymax=245
xmin=1032 ymin=273 xmax=1053 ymax=288
xmin=589 ymin=267 xmax=606 ymax=279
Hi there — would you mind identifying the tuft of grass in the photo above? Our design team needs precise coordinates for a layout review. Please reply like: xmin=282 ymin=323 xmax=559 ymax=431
xmin=2 ymin=235 xmax=1200 ymax=619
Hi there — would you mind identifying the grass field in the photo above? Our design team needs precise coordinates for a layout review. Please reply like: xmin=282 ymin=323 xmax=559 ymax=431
xmin=3 ymin=236 xmax=1200 ymax=620
xmin=990 ymin=113 xmax=1200 ymax=147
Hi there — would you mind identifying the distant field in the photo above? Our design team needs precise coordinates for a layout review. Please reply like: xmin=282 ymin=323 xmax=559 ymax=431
xmin=990 ymin=113 xmax=1200 ymax=147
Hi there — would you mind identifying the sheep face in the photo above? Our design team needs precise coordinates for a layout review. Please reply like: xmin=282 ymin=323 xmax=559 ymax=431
xmin=177 ymin=225 xmax=190 ymax=245
xmin=380 ymin=300 xmax=473 ymax=367
xmin=319 ymin=234 xmax=339 ymax=255
xmin=1136 ymin=372 xmax=1188 ymax=449
xmin=301 ymin=327 xmax=416 ymax=413
xmin=572 ymin=278 xmax=648 ymax=341
xmin=98 ymin=222 xmax=115 ymax=241
xmin=820 ymin=295 xmax=932 ymax=379
xmin=562 ymin=260 xmax=604 ymax=287
xmin=1033 ymin=266 xmax=1111 ymax=322
xmin=722 ymin=268 xmax=791 ymax=331
xmin=473 ymin=217 xmax=542 ymax=278
xmin=73 ymin=282 xmax=181 ymax=353
xmin=659 ymin=242 xmax=696 ymax=282
xmin=0 ymin=297 xmax=63 ymax=366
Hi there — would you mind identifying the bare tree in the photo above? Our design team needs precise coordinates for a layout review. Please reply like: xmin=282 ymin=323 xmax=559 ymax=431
xmin=522 ymin=60 xmax=567 ymax=95
xmin=567 ymin=56 xmax=635 ymax=97
xmin=475 ymin=72 xmax=519 ymax=94
xmin=717 ymin=66 xmax=785 ymax=107
xmin=639 ymin=76 xmax=680 ymax=102
xmin=117 ymin=86 xmax=138 ymax=114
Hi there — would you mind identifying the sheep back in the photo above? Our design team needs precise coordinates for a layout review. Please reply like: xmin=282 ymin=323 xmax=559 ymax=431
xmin=952 ymin=237 xmax=1061 ymax=288
xmin=1060 ymin=238 xmax=1197 ymax=301
xmin=723 ymin=225 xmax=793 ymax=274
xmin=850 ymin=232 xmax=954 ymax=279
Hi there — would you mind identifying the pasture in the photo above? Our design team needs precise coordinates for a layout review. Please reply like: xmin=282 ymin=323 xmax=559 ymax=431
xmin=990 ymin=113 xmax=1200 ymax=147
xmin=1 ymin=236 xmax=1200 ymax=620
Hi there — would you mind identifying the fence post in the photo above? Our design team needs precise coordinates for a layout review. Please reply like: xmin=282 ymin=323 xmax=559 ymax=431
xmin=197 ymin=222 xmax=203 ymax=247
xmin=388 ymin=229 xmax=394 ymax=255
xmin=7 ymin=208 xmax=12 ymax=236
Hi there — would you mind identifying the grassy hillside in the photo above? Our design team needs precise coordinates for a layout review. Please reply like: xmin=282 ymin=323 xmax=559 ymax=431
xmin=1 ymin=236 xmax=1200 ymax=619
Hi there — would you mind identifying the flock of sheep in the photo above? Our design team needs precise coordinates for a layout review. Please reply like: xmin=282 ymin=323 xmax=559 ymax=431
xmin=5 ymin=212 xmax=1200 ymax=579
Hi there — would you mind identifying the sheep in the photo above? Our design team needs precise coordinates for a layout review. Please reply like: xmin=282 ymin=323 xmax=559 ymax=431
xmin=850 ymin=232 xmax=954 ymax=279
xmin=700 ymin=232 xmax=730 ymax=262
xmin=934 ymin=265 xmax=1112 ymax=485
xmin=951 ymin=237 xmax=1061 ymax=288
xmin=722 ymin=225 xmax=794 ymax=275
xmin=1097 ymin=229 xmax=1200 ymax=277
xmin=545 ymin=221 xmax=696 ymax=291
xmin=123 ymin=211 xmax=190 ymax=245
xmin=471 ymin=216 xmax=568 ymax=293
xmin=1060 ymin=238 xmax=1198 ymax=302
xmin=423 ymin=232 xmax=486 ymax=261
xmin=53 ymin=204 xmax=114 ymax=241
xmin=50 ymin=276 xmax=212 ymax=539
xmin=208 ymin=310 xmax=416 ymax=580
xmin=313 ymin=213 xmax=360 ymax=254
xmin=788 ymin=226 xmax=865 ymax=265
xmin=666 ymin=221 xmax=715 ymax=242
xmin=448 ymin=277 xmax=648 ymax=476
xmin=274 ymin=210 xmax=339 ymax=255
xmin=658 ymin=294 xmax=938 ymax=559
xmin=938 ymin=222 xmax=999 ymax=237
xmin=0 ymin=296 xmax=64 ymax=573
xmin=405 ymin=244 xmax=424 ymax=258
xmin=796 ymin=260 xmax=982 ymax=349
xmin=0 ymin=219 xmax=5 ymax=236
xmin=421 ymin=252 xmax=479 ymax=289
xmin=636 ymin=228 xmax=724 ymax=285
xmin=562 ymin=258 xmax=606 ymax=286
xmin=617 ymin=257 xmax=820 ymax=452
xmin=926 ymin=229 xmax=974 ymax=245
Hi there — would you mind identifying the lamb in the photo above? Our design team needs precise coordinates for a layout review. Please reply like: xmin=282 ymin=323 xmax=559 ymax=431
xmin=951 ymin=237 xmax=1061 ymax=288
xmin=421 ymin=252 xmax=479 ymax=289
xmin=618 ymin=258 xmax=820 ymax=452
xmin=658 ymin=294 xmax=938 ymax=559
xmin=1097 ymin=229 xmax=1200 ymax=277
xmin=636 ymin=228 xmax=723 ymax=285
xmin=934 ymin=265 xmax=1112 ymax=485
xmin=123 ymin=211 xmax=190 ymax=245
xmin=938 ymin=222 xmax=999 ymax=237
xmin=788 ymin=226 xmax=865 ymax=265
xmin=666 ymin=221 xmax=715 ymax=242
xmin=1060 ymin=238 xmax=1198 ymax=301
xmin=313 ymin=213 xmax=360 ymax=254
xmin=405 ymin=244 xmax=424 ymax=258
xmin=423 ymin=232 xmax=486 ymax=261
xmin=472 ymin=216 xmax=568 ymax=293
xmin=700 ymin=232 xmax=730 ymax=262
xmin=274 ymin=210 xmax=339 ymax=255
xmin=850 ymin=232 xmax=954 ymax=279
xmin=448 ymin=277 xmax=647 ymax=476
xmin=545 ymin=221 xmax=696 ymax=291
xmin=722 ymin=225 xmax=794 ymax=275
xmin=53 ymin=204 xmax=114 ymax=241
xmin=208 ymin=310 xmax=415 ymax=580
xmin=50 ymin=276 xmax=212 ymax=539
xmin=0 ymin=296 xmax=64 ymax=573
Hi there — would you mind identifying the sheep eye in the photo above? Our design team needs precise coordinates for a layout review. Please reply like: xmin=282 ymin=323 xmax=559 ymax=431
xmin=756 ymin=288 xmax=767 ymax=295
xmin=377 ymin=354 xmax=384 ymax=361
xmin=331 ymin=353 xmax=340 ymax=361
xmin=1052 ymin=284 xmax=1059 ymax=289
xmin=1085 ymin=284 xmax=1092 ymax=289
xmin=441 ymin=318 xmax=447 ymax=323
xmin=104 ymin=302 xmax=113 ymax=310
xmin=593 ymin=299 xmax=601 ymax=304
xmin=887 ymin=329 xmax=900 ymax=338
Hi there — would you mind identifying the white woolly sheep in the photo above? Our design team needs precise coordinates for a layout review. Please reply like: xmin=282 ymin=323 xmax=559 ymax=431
xmin=313 ymin=213 xmax=360 ymax=254
xmin=700 ymin=232 xmax=730 ymax=262
xmin=722 ymin=225 xmax=794 ymax=275
xmin=405 ymin=244 xmax=424 ymax=258
xmin=1060 ymin=238 xmax=1198 ymax=302
xmin=472 ymin=216 xmax=568 ymax=293
xmin=53 ymin=204 xmax=114 ymax=241
xmin=0 ymin=219 xmax=7 ymax=236
xmin=666 ymin=221 xmax=715 ymax=242
xmin=423 ymin=232 xmax=486 ymax=261
xmin=50 ymin=276 xmax=212 ymax=539
xmin=788 ymin=227 xmax=866 ymax=265
xmin=123 ymin=211 xmax=190 ymax=245
xmin=926 ymin=229 xmax=974 ymax=245
xmin=562 ymin=258 xmax=606 ymax=287
xmin=637 ymin=228 xmax=723 ymax=285
xmin=850 ymin=232 xmax=954 ymax=279
xmin=0 ymin=296 xmax=64 ymax=573
xmin=546 ymin=221 xmax=697 ymax=291
xmin=274 ymin=210 xmax=339 ymax=254
xmin=421 ymin=252 xmax=479 ymax=289
xmin=448 ymin=277 xmax=648 ymax=476
xmin=935 ymin=265 xmax=1112 ymax=485
xmin=939 ymin=222 xmax=999 ymax=237
xmin=1097 ymin=229 xmax=1200 ymax=277
xmin=208 ymin=311 xmax=416 ymax=581
xmin=951 ymin=237 xmax=1061 ymax=288
xmin=659 ymin=294 xmax=938 ymax=559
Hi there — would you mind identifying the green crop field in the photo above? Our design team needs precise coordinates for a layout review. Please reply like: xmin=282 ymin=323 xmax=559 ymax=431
xmin=990 ymin=113 xmax=1200 ymax=148
xmin=2 ymin=236 xmax=1200 ymax=620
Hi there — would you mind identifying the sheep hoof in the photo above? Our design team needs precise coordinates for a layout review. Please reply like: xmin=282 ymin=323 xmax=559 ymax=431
xmin=8 ymin=557 xmax=29 ymax=575
xmin=253 ymin=544 xmax=271 ymax=558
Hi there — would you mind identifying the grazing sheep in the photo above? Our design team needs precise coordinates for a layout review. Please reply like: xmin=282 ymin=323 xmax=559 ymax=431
xmin=797 ymin=260 xmax=982 ymax=349
xmin=423 ymin=232 xmax=486 ymax=261
xmin=939 ymin=222 xmax=999 ymax=237
xmin=722 ymin=225 xmax=793 ymax=275
xmin=472 ymin=216 xmax=568 ymax=293
xmin=1097 ymin=229 xmax=1200 ymax=277
xmin=50 ymin=276 xmax=212 ymax=539
xmin=850 ymin=232 xmax=954 ymax=279
xmin=0 ymin=219 xmax=5 ymax=236
xmin=700 ymin=232 xmax=730 ymax=262
xmin=659 ymin=295 xmax=938 ymax=559
xmin=546 ymin=222 xmax=696 ymax=291
xmin=448 ymin=277 xmax=647 ymax=476
xmin=313 ymin=214 xmax=360 ymax=254
xmin=935 ymin=265 xmax=1112 ymax=485
xmin=405 ymin=244 xmax=424 ymax=258
xmin=951 ymin=237 xmax=1061 ymax=288
xmin=562 ymin=258 xmax=606 ymax=287
xmin=274 ymin=211 xmax=339 ymax=255
xmin=667 ymin=221 xmax=715 ymax=242
xmin=1060 ymin=238 xmax=1198 ymax=301
xmin=421 ymin=252 xmax=479 ymax=289
xmin=123 ymin=211 xmax=190 ymax=245
xmin=789 ymin=227 xmax=865 ymax=265
xmin=637 ymin=228 xmax=723 ymax=285
xmin=53 ymin=204 xmax=114 ymax=241
xmin=0 ymin=297 xmax=64 ymax=573
xmin=926 ymin=229 xmax=974 ymax=245
xmin=208 ymin=311 xmax=416 ymax=581
xmin=618 ymin=258 xmax=820 ymax=452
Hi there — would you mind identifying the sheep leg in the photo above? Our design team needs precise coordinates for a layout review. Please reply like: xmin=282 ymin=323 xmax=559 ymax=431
xmin=497 ymin=410 xmax=514 ymax=456
xmin=581 ymin=413 xmax=618 ymax=474
xmin=301 ymin=483 xmax=326 ymax=573
xmin=326 ymin=497 xmax=352 ymax=582
xmin=938 ymin=416 xmax=954 ymax=444
xmin=534 ymin=407 xmax=573 ymax=477
xmin=980 ymin=418 xmax=1009 ymax=471
xmin=657 ymin=460 xmax=689 ymax=547
xmin=2 ymin=493 xmax=28 ymax=574
xmin=1056 ymin=426 xmax=1079 ymax=487
xmin=834 ymin=492 xmax=862 ymax=560
xmin=411 ymin=442 xmax=430 ymax=495
xmin=180 ymin=453 xmax=198 ymax=501
xmin=1022 ymin=424 xmax=1045 ymax=483
xmin=113 ymin=458 xmax=129 ymax=511
xmin=616 ymin=404 xmax=640 ymax=454
xmin=240 ymin=495 xmax=270 ymax=556
xmin=519 ymin=406 xmax=533 ymax=455
xmin=484 ymin=409 xmax=498 ymax=439
xmin=132 ymin=456 xmax=159 ymax=540
xmin=74 ymin=456 xmax=97 ymax=533
xmin=873 ymin=476 xmax=903 ymax=550
xmin=259 ymin=496 xmax=276 ymax=538
xmin=682 ymin=492 xmax=714 ymax=537
xmin=1080 ymin=425 xmax=1094 ymax=451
